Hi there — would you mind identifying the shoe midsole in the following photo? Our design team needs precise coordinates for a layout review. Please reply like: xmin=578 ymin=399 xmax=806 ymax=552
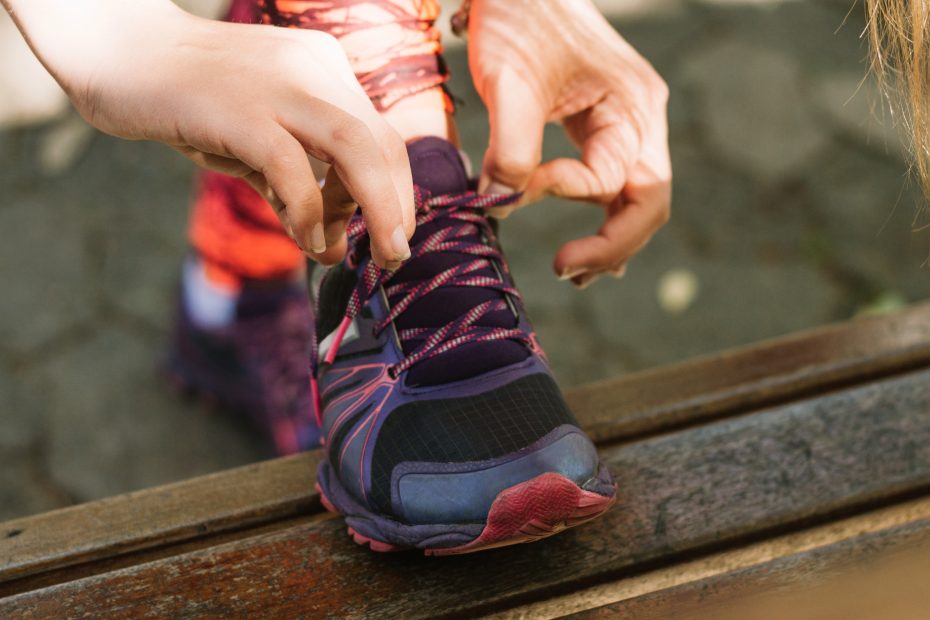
xmin=316 ymin=450 xmax=615 ymax=550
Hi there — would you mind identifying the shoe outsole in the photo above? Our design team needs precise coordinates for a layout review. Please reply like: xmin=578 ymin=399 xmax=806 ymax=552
xmin=317 ymin=472 xmax=616 ymax=556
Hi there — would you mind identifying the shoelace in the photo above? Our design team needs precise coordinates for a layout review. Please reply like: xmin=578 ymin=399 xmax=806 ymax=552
xmin=314 ymin=187 xmax=530 ymax=380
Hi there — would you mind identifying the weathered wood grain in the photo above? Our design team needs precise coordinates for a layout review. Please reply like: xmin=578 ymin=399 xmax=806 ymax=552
xmin=0 ymin=453 xmax=321 ymax=583
xmin=565 ymin=301 xmax=930 ymax=442
xmin=489 ymin=494 xmax=930 ymax=619
xmin=6 ymin=368 xmax=930 ymax=619
xmin=4 ymin=304 xmax=929 ymax=587
xmin=563 ymin=519 xmax=930 ymax=619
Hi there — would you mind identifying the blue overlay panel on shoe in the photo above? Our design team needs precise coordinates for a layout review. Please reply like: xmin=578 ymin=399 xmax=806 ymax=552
xmin=394 ymin=429 xmax=598 ymax=524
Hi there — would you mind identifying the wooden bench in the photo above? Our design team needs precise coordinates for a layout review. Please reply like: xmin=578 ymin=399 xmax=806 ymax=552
xmin=3 ymin=303 xmax=930 ymax=618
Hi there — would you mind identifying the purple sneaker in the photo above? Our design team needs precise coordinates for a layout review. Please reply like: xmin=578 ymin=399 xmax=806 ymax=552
xmin=165 ymin=275 xmax=321 ymax=455
xmin=311 ymin=137 xmax=616 ymax=555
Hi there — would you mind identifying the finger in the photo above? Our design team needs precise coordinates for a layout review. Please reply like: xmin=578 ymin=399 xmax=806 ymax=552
xmin=229 ymin=123 xmax=325 ymax=257
xmin=553 ymin=169 xmax=670 ymax=279
xmin=284 ymin=99 xmax=412 ymax=269
xmin=568 ymin=262 xmax=625 ymax=289
xmin=571 ymin=271 xmax=601 ymax=290
xmin=607 ymin=262 xmax=628 ymax=278
xmin=526 ymin=156 xmax=622 ymax=207
xmin=526 ymin=101 xmax=643 ymax=204
xmin=372 ymin=118 xmax=415 ymax=239
xmin=286 ymin=29 xmax=416 ymax=237
xmin=172 ymin=146 xmax=253 ymax=178
xmin=240 ymin=172 xmax=296 ymax=242
xmin=480 ymin=69 xmax=546 ymax=200
xmin=315 ymin=167 xmax=356 ymax=265
xmin=180 ymin=150 xmax=318 ymax=249
xmin=320 ymin=89 xmax=416 ymax=237
xmin=528 ymin=132 xmax=637 ymax=208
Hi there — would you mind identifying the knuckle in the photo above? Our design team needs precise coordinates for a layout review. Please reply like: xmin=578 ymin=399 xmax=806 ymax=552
xmin=654 ymin=202 xmax=671 ymax=227
xmin=256 ymin=148 xmax=293 ymax=184
xmin=649 ymin=72 xmax=670 ymax=104
xmin=487 ymin=151 xmax=538 ymax=184
xmin=261 ymin=132 xmax=297 ymax=163
xmin=379 ymin=129 xmax=408 ymax=161
xmin=639 ymin=67 xmax=669 ymax=109
xmin=601 ymin=171 xmax=626 ymax=199
xmin=271 ymin=37 xmax=313 ymax=70
xmin=329 ymin=116 xmax=373 ymax=152
xmin=303 ymin=30 xmax=343 ymax=56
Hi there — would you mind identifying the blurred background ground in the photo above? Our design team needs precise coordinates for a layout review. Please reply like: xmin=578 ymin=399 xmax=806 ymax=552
xmin=2 ymin=0 xmax=927 ymax=520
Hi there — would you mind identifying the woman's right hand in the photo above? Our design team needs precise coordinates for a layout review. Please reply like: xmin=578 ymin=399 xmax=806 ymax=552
xmin=7 ymin=0 xmax=413 ymax=268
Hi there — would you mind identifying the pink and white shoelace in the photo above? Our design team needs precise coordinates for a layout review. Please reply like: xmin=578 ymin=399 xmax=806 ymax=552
xmin=315 ymin=187 xmax=530 ymax=379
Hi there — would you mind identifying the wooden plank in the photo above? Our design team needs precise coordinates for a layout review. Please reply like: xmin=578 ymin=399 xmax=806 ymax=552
xmin=0 ymin=453 xmax=321 ymax=583
xmin=561 ymin=521 xmax=930 ymax=619
xmin=6 ymin=368 xmax=930 ymax=619
xmin=4 ymin=303 xmax=929 ymax=586
xmin=490 ymin=495 xmax=930 ymax=619
xmin=565 ymin=301 xmax=930 ymax=442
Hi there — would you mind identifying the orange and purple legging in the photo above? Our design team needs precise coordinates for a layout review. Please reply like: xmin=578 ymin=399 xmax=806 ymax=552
xmin=189 ymin=0 xmax=446 ymax=286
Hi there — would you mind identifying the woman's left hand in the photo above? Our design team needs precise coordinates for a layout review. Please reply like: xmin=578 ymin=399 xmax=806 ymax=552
xmin=467 ymin=0 xmax=672 ymax=287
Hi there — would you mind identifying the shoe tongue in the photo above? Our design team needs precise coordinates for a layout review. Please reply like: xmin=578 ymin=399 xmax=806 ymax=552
xmin=407 ymin=136 xmax=471 ymax=195
xmin=392 ymin=137 xmax=528 ymax=387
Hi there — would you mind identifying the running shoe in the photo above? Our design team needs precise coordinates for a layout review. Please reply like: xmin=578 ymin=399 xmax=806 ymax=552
xmin=312 ymin=137 xmax=616 ymax=555
xmin=165 ymin=271 xmax=321 ymax=455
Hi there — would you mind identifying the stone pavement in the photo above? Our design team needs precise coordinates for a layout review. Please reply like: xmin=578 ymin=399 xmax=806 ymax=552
xmin=2 ymin=0 xmax=928 ymax=520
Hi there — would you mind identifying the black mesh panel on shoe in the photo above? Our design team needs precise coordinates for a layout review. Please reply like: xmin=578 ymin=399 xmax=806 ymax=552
xmin=315 ymin=263 xmax=357 ymax=338
xmin=369 ymin=372 xmax=579 ymax=518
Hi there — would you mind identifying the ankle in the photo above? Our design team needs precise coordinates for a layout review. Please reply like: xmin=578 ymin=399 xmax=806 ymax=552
xmin=258 ymin=1 xmax=456 ymax=142
xmin=380 ymin=89 xmax=458 ymax=144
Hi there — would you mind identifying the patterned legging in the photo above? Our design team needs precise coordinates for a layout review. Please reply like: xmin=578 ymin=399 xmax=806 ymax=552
xmin=188 ymin=0 xmax=446 ymax=281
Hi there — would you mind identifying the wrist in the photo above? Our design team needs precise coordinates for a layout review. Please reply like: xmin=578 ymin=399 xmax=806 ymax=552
xmin=4 ymin=0 xmax=185 ymax=99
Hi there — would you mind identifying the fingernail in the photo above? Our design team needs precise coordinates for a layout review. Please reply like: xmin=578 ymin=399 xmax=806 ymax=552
xmin=485 ymin=181 xmax=515 ymax=195
xmin=383 ymin=259 xmax=403 ymax=272
xmin=486 ymin=206 xmax=515 ymax=220
xmin=391 ymin=225 xmax=411 ymax=261
xmin=574 ymin=273 xmax=599 ymax=290
xmin=558 ymin=266 xmax=588 ymax=281
xmin=608 ymin=263 xmax=628 ymax=278
xmin=310 ymin=223 xmax=326 ymax=254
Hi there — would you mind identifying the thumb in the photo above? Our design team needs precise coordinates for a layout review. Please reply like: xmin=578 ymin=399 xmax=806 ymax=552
xmin=480 ymin=72 xmax=546 ymax=202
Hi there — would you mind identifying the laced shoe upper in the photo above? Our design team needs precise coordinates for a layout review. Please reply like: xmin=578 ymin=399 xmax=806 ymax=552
xmin=311 ymin=138 xmax=594 ymax=523
xmin=317 ymin=186 xmax=537 ymax=380
xmin=313 ymin=137 xmax=531 ymax=387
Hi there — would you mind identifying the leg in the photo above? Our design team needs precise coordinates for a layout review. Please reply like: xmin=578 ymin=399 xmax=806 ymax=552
xmin=259 ymin=0 xmax=454 ymax=140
